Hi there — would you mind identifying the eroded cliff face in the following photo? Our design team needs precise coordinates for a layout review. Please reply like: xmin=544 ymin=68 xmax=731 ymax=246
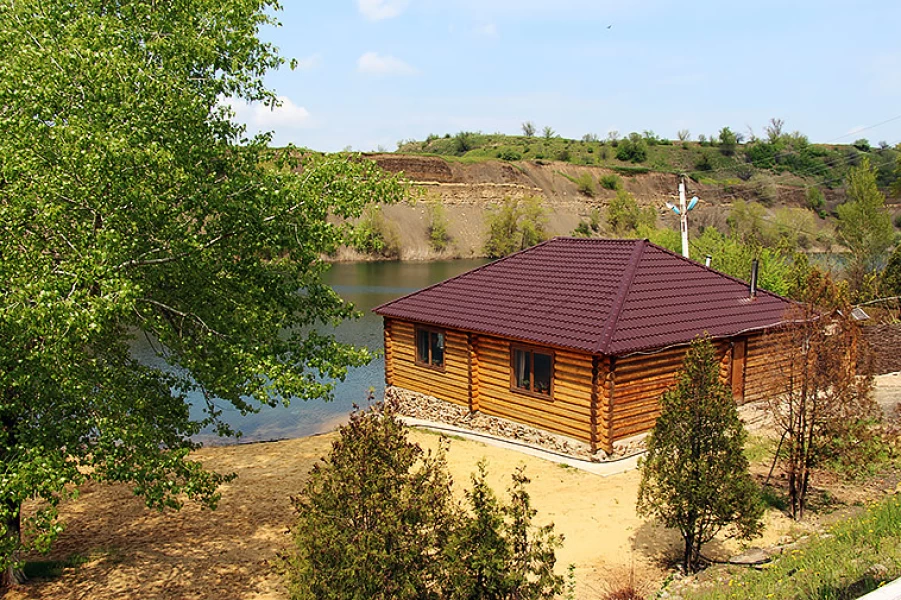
xmin=341 ymin=154 xmax=846 ymax=261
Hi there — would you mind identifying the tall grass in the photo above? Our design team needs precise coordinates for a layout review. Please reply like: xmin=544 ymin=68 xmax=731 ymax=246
xmin=684 ymin=495 xmax=901 ymax=600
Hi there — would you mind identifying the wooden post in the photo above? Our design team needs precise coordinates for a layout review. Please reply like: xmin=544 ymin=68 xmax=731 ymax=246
xmin=590 ymin=356 xmax=599 ymax=454
xmin=604 ymin=356 xmax=616 ymax=454
xmin=731 ymin=338 xmax=747 ymax=402
xmin=383 ymin=318 xmax=394 ymax=387
xmin=468 ymin=333 xmax=480 ymax=413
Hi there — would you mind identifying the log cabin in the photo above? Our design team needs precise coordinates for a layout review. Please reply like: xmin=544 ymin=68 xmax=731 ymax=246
xmin=373 ymin=238 xmax=793 ymax=454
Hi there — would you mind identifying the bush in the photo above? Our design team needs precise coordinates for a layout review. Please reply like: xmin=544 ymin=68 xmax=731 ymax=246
xmin=575 ymin=173 xmax=595 ymax=196
xmin=599 ymin=174 xmax=622 ymax=190
xmin=427 ymin=202 xmax=451 ymax=252
xmin=555 ymin=149 xmax=571 ymax=162
xmin=283 ymin=407 xmax=456 ymax=599
xmin=572 ymin=221 xmax=592 ymax=237
xmin=718 ymin=126 xmax=737 ymax=155
xmin=615 ymin=133 xmax=648 ymax=163
xmin=853 ymin=138 xmax=871 ymax=152
xmin=283 ymin=407 xmax=563 ymax=600
xmin=483 ymin=197 xmax=549 ymax=258
xmin=498 ymin=148 xmax=522 ymax=161
xmin=805 ymin=186 xmax=825 ymax=212
xmin=607 ymin=189 xmax=655 ymax=234
xmin=353 ymin=205 xmax=401 ymax=258
xmin=454 ymin=131 xmax=476 ymax=154
xmin=895 ymin=213 xmax=901 ymax=228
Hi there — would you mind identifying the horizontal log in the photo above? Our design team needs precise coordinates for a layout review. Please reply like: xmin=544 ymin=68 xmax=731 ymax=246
xmin=479 ymin=379 xmax=592 ymax=411
xmin=478 ymin=388 xmax=592 ymax=423
xmin=478 ymin=405 xmax=592 ymax=443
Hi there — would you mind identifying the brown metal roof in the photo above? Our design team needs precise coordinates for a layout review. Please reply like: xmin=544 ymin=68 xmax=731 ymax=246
xmin=373 ymin=237 xmax=794 ymax=356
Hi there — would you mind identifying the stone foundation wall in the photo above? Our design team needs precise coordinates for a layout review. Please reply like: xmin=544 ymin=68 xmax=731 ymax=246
xmin=384 ymin=386 xmax=634 ymax=461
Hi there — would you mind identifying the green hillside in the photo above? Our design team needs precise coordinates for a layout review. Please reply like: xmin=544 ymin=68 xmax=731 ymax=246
xmin=397 ymin=130 xmax=900 ymax=195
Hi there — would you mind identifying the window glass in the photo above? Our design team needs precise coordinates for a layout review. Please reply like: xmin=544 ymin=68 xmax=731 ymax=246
xmin=431 ymin=332 xmax=445 ymax=367
xmin=513 ymin=348 xmax=531 ymax=390
xmin=416 ymin=328 xmax=430 ymax=364
xmin=533 ymin=352 xmax=552 ymax=395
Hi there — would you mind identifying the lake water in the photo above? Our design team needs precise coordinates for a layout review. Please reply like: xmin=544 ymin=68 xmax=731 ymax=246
xmin=133 ymin=259 xmax=488 ymax=445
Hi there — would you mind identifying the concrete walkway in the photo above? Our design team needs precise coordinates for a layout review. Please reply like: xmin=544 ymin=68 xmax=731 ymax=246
xmin=401 ymin=417 xmax=643 ymax=477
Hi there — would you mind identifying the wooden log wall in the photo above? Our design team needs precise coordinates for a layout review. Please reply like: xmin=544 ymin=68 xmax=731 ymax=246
xmin=744 ymin=331 xmax=792 ymax=404
xmin=386 ymin=320 xmax=471 ymax=407
xmin=609 ymin=342 xmax=732 ymax=444
xmin=476 ymin=335 xmax=595 ymax=444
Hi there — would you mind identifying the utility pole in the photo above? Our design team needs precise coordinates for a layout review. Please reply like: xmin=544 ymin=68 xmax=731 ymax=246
xmin=666 ymin=177 xmax=699 ymax=259
xmin=678 ymin=179 xmax=689 ymax=258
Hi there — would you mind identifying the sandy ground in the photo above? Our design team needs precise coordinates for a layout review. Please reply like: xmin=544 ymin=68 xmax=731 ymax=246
xmin=5 ymin=373 xmax=900 ymax=600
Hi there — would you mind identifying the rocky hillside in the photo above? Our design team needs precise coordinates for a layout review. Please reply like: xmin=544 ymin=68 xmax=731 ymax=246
xmin=340 ymin=153 xmax=900 ymax=261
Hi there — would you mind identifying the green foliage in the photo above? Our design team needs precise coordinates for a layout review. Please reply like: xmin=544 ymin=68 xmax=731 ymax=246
xmin=444 ymin=463 xmax=564 ymax=600
xmin=805 ymin=186 xmax=825 ymax=213
xmin=686 ymin=495 xmax=901 ymax=600
xmin=427 ymin=202 xmax=452 ymax=253
xmin=607 ymin=190 xmax=655 ymax=235
xmin=353 ymin=205 xmax=402 ymax=258
xmin=718 ymin=127 xmax=738 ymax=156
xmin=637 ymin=337 xmax=764 ymax=573
xmin=599 ymin=174 xmax=622 ymax=190
xmin=522 ymin=122 xmax=536 ymax=137
xmin=690 ymin=228 xmax=801 ymax=297
xmin=283 ymin=408 xmax=456 ymax=600
xmin=0 ymin=0 xmax=406 ymax=571
xmin=575 ymin=173 xmax=596 ymax=196
xmin=615 ymin=133 xmax=648 ymax=163
xmin=882 ymin=244 xmax=901 ymax=297
xmin=542 ymin=126 xmax=556 ymax=139
xmin=853 ymin=138 xmax=871 ymax=152
xmin=498 ymin=148 xmax=522 ymax=161
xmin=572 ymin=222 xmax=593 ymax=237
xmin=455 ymin=131 xmax=477 ymax=154
xmin=483 ymin=197 xmax=550 ymax=258
xmin=284 ymin=409 xmax=563 ymax=600
xmin=837 ymin=158 xmax=895 ymax=297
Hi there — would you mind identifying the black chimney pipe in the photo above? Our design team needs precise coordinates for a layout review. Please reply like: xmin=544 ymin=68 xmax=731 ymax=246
xmin=750 ymin=259 xmax=759 ymax=298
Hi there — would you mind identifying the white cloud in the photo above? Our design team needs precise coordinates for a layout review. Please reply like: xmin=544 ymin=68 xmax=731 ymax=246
xmin=357 ymin=52 xmax=417 ymax=76
xmin=358 ymin=0 xmax=410 ymax=21
xmin=223 ymin=96 xmax=312 ymax=130
xmin=293 ymin=53 xmax=322 ymax=71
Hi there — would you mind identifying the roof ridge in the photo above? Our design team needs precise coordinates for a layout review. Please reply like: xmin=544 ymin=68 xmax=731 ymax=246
xmin=641 ymin=240 xmax=796 ymax=304
xmin=371 ymin=237 xmax=558 ymax=314
xmin=593 ymin=239 xmax=647 ymax=354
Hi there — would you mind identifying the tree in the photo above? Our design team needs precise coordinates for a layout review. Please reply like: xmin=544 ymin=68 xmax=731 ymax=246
xmin=615 ymin=133 xmax=648 ymax=163
xmin=283 ymin=408 xmax=563 ymax=600
xmin=542 ymin=126 xmax=556 ymax=139
xmin=607 ymin=189 xmax=654 ymax=234
xmin=637 ymin=337 xmax=763 ymax=573
xmin=522 ymin=122 xmax=536 ymax=137
xmin=765 ymin=117 xmax=785 ymax=142
xmin=283 ymin=408 xmax=457 ymax=599
xmin=483 ymin=197 xmax=549 ymax=258
xmin=718 ymin=127 xmax=738 ymax=155
xmin=883 ymin=244 xmax=901 ymax=297
xmin=836 ymin=158 xmax=895 ymax=297
xmin=677 ymin=129 xmax=691 ymax=143
xmin=769 ymin=270 xmax=878 ymax=518
xmin=444 ymin=463 xmax=564 ymax=600
xmin=0 ymin=0 xmax=405 ymax=585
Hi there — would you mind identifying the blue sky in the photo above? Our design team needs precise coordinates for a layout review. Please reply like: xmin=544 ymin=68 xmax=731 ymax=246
xmin=226 ymin=1 xmax=901 ymax=152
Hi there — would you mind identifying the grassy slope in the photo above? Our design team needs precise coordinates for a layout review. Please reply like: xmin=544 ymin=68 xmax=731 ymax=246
xmin=398 ymin=133 xmax=900 ymax=195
